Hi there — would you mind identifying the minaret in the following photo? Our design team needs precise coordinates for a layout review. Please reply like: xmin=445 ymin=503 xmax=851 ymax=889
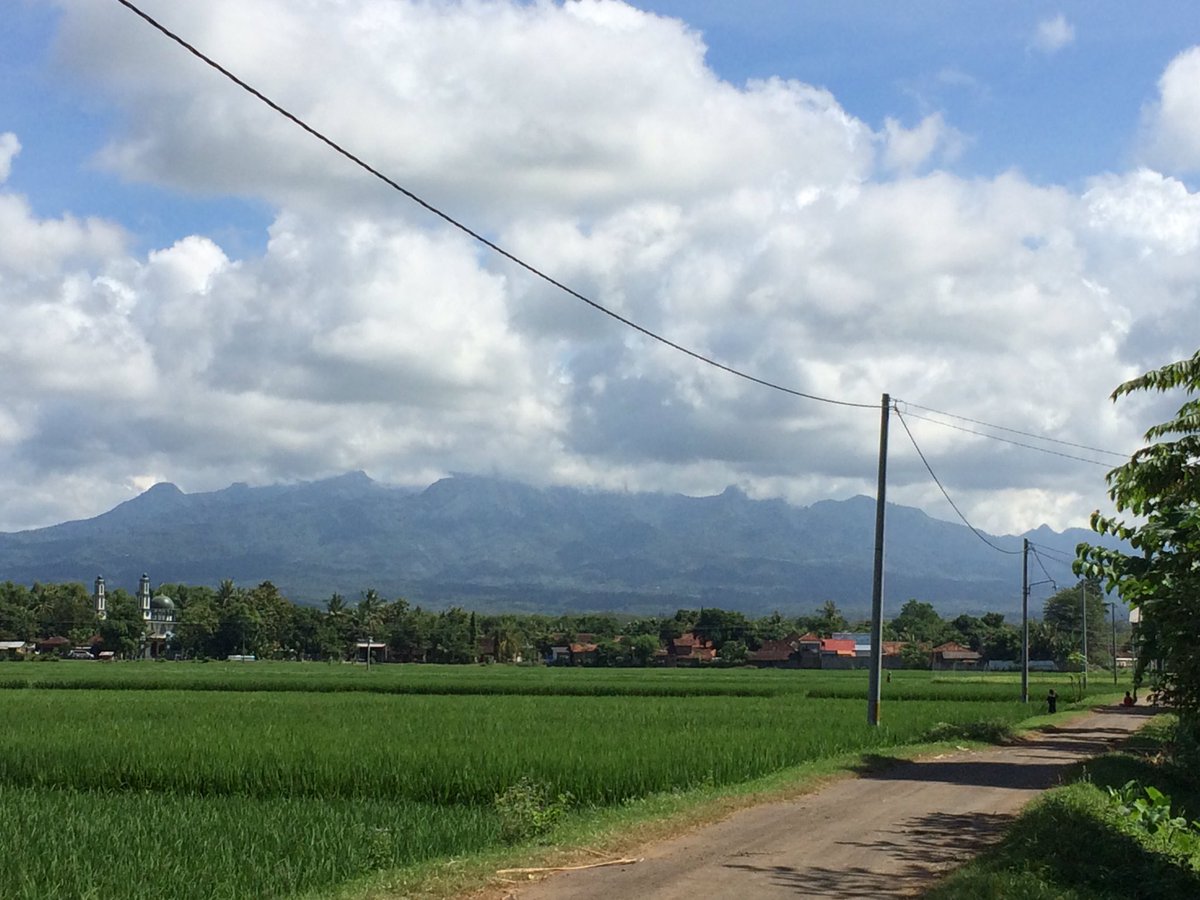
xmin=93 ymin=575 xmax=107 ymax=621
xmin=138 ymin=573 xmax=152 ymax=621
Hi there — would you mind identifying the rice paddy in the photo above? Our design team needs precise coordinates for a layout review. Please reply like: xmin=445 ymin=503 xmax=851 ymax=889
xmin=0 ymin=662 xmax=1107 ymax=898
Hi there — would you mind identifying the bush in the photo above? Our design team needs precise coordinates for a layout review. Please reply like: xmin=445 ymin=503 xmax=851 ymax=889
xmin=921 ymin=719 xmax=1013 ymax=744
xmin=493 ymin=777 xmax=573 ymax=843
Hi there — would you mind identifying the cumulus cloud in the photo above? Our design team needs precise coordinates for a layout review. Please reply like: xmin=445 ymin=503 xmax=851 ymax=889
xmin=880 ymin=113 xmax=967 ymax=173
xmin=1139 ymin=46 xmax=1200 ymax=174
xmin=0 ymin=0 xmax=1194 ymax=537
xmin=0 ymin=133 xmax=19 ymax=182
xmin=1030 ymin=14 xmax=1075 ymax=55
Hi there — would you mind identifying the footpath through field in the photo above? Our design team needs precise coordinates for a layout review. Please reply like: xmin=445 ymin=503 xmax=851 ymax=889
xmin=507 ymin=704 xmax=1155 ymax=900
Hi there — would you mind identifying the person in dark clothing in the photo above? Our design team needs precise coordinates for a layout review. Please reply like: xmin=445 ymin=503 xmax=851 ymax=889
xmin=1123 ymin=691 xmax=1135 ymax=707
xmin=1047 ymin=689 xmax=1058 ymax=714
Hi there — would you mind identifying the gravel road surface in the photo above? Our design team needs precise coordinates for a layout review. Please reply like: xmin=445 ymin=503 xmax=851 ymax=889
xmin=508 ymin=704 xmax=1154 ymax=899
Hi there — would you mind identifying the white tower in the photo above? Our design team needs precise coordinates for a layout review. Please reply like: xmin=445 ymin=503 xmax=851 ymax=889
xmin=93 ymin=575 xmax=107 ymax=621
xmin=138 ymin=573 xmax=152 ymax=620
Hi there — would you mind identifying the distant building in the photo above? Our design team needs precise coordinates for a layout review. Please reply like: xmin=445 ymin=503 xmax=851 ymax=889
xmin=93 ymin=573 xmax=176 ymax=658
xmin=931 ymin=641 xmax=982 ymax=670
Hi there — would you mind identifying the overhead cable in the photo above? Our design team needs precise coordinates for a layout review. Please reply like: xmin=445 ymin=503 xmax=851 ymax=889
xmin=894 ymin=407 xmax=1023 ymax=555
xmin=1026 ymin=541 xmax=1077 ymax=565
xmin=896 ymin=409 xmax=1115 ymax=467
xmin=1028 ymin=545 xmax=1060 ymax=590
xmin=113 ymin=0 xmax=877 ymax=411
xmin=896 ymin=400 xmax=1129 ymax=460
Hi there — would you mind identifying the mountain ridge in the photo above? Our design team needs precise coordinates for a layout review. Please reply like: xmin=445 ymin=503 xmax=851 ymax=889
xmin=0 ymin=473 xmax=1116 ymax=617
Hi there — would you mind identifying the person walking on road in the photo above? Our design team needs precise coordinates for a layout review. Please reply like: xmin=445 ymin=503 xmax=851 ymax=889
xmin=1047 ymin=688 xmax=1058 ymax=714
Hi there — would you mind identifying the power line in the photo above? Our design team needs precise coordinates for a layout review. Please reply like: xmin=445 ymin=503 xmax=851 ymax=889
xmin=896 ymin=400 xmax=1129 ymax=460
xmin=896 ymin=409 xmax=1115 ymax=467
xmin=1026 ymin=541 xmax=1077 ymax=566
xmin=113 ymin=0 xmax=877 ymax=412
xmin=1028 ymin=545 xmax=1059 ymax=591
xmin=893 ymin=407 xmax=1023 ymax=555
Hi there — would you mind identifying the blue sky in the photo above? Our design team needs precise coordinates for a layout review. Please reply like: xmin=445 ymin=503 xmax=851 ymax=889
xmin=0 ymin=0 xmax=1198 ymax=536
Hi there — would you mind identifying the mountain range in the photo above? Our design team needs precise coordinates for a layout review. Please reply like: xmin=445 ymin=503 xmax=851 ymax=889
xmin=0 ymin=472 xmax=1119 ymax=618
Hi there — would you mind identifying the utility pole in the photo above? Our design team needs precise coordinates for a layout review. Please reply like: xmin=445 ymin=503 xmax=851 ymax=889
xmin=1081 ymin=581 xmax=1088 ymax=689
xmin=867 ymin=393 xmax=890 ymax=727
xmin=1021 ymin=538 xmax=1029 ymax=704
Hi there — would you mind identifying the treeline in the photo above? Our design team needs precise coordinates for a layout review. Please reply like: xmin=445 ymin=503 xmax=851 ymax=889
xmin=0 ymin=578 xmax=1129 ymax=666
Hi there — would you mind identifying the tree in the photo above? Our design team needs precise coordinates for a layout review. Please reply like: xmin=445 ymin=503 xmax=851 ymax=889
xmin=694 ymin=607 xmax=750 ymax=650
xmin=98 ymin=591 xmax=143 ymax=658
xmin=1076 ymin=349 xmax=1200 ymax=732
xmin=888 ymin=599 xmax=948 ymax=644
xmin=1042 ymin=580 xmax=1108 ymax=667
xmin=354 ymin=588 xmax=385 ymax=637
xmin=429 ymin=607 xmax=474 ymax=664
xmin=753 ymin=611 xmax=790 ymax=645
xmin=801 ymin=601 xmax=848 ymax=637
xmin=718 ymin=639 xmax=749 ymax=665
xmin=627 ymin=633 xmax=660 ymax=666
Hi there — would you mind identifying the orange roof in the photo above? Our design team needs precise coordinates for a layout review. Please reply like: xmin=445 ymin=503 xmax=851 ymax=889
xmin=821 ymin=638 xmax=856 ymax=654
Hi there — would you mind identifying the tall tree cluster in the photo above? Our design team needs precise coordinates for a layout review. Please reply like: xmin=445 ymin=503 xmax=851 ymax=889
xmin=1078 ymin=349 xmax=1200 ymax=734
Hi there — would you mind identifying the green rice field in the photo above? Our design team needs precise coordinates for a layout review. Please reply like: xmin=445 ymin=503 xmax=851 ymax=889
xmin=0 ymin=662 xmax=1117 ymax=899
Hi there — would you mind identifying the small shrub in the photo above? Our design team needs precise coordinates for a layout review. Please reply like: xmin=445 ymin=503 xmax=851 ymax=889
xmin=1106 ymin=780 xmax=1200 ymax=857
xmin=494 ymin=777 xmax=573 ymax=843
xmin=921 ymin=719 xmax=1013 ymax=744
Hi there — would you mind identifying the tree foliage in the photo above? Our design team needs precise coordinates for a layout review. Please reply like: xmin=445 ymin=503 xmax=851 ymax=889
xmin=1076 ymin=349 xmax=1200 ymax=723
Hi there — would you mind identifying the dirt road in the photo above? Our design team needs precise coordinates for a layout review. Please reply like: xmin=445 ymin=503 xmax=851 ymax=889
xmin=509 ymin=705 xmax=1154 ymax=899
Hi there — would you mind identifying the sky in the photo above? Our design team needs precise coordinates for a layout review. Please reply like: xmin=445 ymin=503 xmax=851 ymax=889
xmin=1 ymin=0 xmax=1198 ymax=539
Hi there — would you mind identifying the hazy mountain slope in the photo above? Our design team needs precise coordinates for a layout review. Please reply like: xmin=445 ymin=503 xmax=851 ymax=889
xmin=0 ymin=473 xmax=1117 ymax=617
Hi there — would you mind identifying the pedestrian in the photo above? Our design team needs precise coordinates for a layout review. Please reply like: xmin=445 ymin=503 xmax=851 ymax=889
xmin=1122 ymin=691 xmax=1135 ymax=707
xmin=1046 ymin=688 xmax=1058 ymax=714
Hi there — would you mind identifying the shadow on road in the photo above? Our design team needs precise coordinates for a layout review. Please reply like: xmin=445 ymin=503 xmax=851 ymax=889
xmin=851 ymin=708 xmax=1155 ymax=791
xmin=723 ymin=811 xmax=1014 ymax=898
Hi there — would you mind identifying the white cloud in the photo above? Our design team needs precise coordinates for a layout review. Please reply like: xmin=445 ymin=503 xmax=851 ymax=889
xmin=0 ymin=0 xmax=1194 ymax=538
xmin=1030 ymin=14 xmax=1075 ymax=55
xmin=58 ymin=0 xmax=872 ymax=222
xmin=0 ymin=133 xmax=19 ymax=182
xmin=1139 ymin=46 xmax=1200 ymax=174
xmin=881 ymin=113 xmax=967 ymax=173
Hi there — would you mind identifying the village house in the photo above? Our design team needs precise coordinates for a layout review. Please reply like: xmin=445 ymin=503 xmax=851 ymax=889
xmin=668 ymin=632 xmax=716 ymax=666
xmin=931 ymin=641 xmax=982 ymax=670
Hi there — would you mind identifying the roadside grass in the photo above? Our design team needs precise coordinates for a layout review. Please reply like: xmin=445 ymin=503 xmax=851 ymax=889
xmin=925 ymin=715 xmax=1200 ymax=900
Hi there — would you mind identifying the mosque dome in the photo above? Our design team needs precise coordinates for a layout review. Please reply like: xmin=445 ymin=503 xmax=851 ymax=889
xmin=150 ymin=594 xmax=175 ymax=611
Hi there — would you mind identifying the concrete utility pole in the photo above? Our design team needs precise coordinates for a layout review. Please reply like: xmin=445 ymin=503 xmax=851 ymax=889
xmin=867 ymin=393 xmax=890 ymax=727
xmin=1021 ymin=538 xmax=1030 ymax=704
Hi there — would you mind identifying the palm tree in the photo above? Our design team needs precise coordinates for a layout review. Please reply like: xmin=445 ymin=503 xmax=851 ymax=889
xmin=355 ymin=589 xmax=385 ymax=636
xmin=325 ymin=593 xmax=346 ymax=618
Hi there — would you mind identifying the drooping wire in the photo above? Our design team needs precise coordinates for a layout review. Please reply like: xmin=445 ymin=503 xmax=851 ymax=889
xmin=113 ymin=0 xmax=877 ymax=412
xmin=1026 ymin=541 xmax=1077 ymax=566
xmin=1028 ymin=545 xmax=1060 ymax=591
xmin=893 ymin=406 xmax=1024 ymax=555
xmin=895 ymin=409 xmax=1117 ymax=467
xmin=896 ymin=400 xmax=1129 ymax=459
